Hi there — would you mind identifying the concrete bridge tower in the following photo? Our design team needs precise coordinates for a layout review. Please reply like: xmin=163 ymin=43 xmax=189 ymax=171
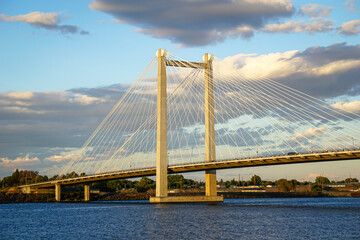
xmin=150 ymin=49 xmax=223 ymax=203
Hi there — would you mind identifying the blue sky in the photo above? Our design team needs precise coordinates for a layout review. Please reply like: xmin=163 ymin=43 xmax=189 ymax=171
xmin=0 ymin=0 xmax=360 ymax=180
xmin=1 ymin=0 xmax=359 ymax=92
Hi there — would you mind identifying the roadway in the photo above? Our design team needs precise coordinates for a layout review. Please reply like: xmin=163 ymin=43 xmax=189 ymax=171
xmin=19 ymin=149 xmax=360 ymax=190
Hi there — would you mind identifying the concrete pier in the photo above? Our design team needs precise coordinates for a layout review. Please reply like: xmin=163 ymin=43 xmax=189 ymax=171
xmin=55 ymin=183 xmax=61 ymax=202
xmin=84 ymin=185 xmax=90 ymax=202
xmin=150 ymin=196 xmax=223 ymax=203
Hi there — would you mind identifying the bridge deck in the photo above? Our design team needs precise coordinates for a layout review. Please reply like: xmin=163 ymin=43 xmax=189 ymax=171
xmin=20 ymin=150 xmax=360 ymax=189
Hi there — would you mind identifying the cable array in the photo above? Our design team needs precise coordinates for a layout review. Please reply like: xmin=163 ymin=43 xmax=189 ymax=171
xmin=58 ymin=52 xmax=360 ymax=177
xmin=210 ymin=56 xmax=360 ymax=159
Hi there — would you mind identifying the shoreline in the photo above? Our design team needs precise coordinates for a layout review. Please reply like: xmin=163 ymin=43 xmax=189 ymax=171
xmin=1 ymin=191 xmax=359 ymax=203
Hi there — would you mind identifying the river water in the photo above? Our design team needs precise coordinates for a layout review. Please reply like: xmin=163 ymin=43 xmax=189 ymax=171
xmin=1 ymin=198 xmax=359 ymax=240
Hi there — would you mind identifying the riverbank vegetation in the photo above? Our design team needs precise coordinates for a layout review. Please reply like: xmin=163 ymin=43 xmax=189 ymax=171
xmin=1 ymin=169 xmax=359 ymax=194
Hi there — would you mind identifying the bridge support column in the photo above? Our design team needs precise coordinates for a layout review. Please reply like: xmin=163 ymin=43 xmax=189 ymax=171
xmin=155 ymin=49 xmax=168 ymax=199
xmin=84 ymin=185 xmax=90 ymax=202
xmin=55 ymin=183 xmax=61 ymax=202
xmin=204 ymin=53 xmax=222 ymax=201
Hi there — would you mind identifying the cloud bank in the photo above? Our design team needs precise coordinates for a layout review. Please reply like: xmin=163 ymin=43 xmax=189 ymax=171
xmin=216 ymin=43 xmax=360 ymax=98
xmin=89 ymin=1 xmax=359 ymax=46
xmin=90 ymin=0 xmax=294 ymax=46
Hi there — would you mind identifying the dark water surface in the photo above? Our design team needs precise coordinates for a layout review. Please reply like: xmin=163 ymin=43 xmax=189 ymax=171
xmin=1 ymin=198 xmax=359 ymax=240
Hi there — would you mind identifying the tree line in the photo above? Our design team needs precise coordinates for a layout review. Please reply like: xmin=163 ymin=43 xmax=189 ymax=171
xmin=1 ymin=169 xmax=358 ymax=193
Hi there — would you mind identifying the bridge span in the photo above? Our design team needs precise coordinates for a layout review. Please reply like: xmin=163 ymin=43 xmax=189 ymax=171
xmin=18 ymin=49 xmax=360 ymax=203
xmin=20 ymin=149 xmax=360 ymax=200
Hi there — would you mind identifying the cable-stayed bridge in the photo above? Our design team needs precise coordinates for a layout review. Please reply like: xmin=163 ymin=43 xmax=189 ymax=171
xmin=20 ymin=49 xmax=360 ymax=203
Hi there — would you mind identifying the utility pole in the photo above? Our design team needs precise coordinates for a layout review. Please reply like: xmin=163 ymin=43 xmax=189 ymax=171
xmin=350 ymin=173 xmax=352 ymax=185
xmin=321 ymin=174 xmax=323 ymax=191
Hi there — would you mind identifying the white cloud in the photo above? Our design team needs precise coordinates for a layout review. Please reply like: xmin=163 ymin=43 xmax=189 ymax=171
xmin=216 ymin=50 xmax=303 ymax=79
xmin=69 ymin=94 xmax=107 ymax=105
xmin=290 ymin=127 xmax=327 ymax=142
xmin=300 ymin=4 xmax=332 ymax=17
xmin=6 ymin=91 xmax=35 ymax=100
xmin=331 ymin=101 xmax=360 ymax=114
xmin=311 ymin=59 xmax=360 ymax=76
xmin=2 ymin=106 xmax=46 ymax=115
xmin=0 ymin=11 xmax=89 ymax=35
xmin=0 ymin=12 xmax=60 ymax=25
xmin=0 ymin=155 xmax=41 ymax=169
xmin=45 ymin=153 xmax=81 ymax=163
xmin=263 ymin=19 xmax=333 ymax=34
xmin=338 ymin=19 xmax=360 ymax=35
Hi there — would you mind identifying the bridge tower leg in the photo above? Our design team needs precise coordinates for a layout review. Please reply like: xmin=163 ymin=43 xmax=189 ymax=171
xmin=204 ymin=53 xmax=218 ymax=198
xmin=84 ymin=185 xmax=90 ymax=202
xmin=155 ymin=49 xmax=168 ymax=199
xmin=55 ymin=183 xmax=61 ymax=202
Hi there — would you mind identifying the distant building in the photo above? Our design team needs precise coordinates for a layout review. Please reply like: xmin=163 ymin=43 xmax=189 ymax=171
xmin=243 ymin=186 xmax=262 ymax=189
xmin=241 ymin=188 xmax=266 ymax=192
xmin=168 ymin=189 xmax=180 ymax=193
xmin=325 ymin=184 xmax=346 ymax=188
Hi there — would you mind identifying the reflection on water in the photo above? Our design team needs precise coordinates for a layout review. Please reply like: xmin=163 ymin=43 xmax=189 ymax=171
xmin=1 ymin=198 xmax=359 ymax=240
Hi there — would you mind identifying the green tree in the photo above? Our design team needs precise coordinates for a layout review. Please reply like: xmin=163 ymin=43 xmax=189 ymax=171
xmin=0 ymin=170 xmax=50 ymax=188
xmin=135 ymin=177 xmax=155 ymax=193
xmin=345 ymin=178 xmax=359 ymax=184
xmin=2 ymin=176 xmax=12 ymax=188
xmin=50 ymin=175 xmax=59 ymax=181
xmin=250 ymin=175 xmax=262 ymax=186
xmin=311 ymin=184 xmax=322 ymax=192
xmin=275 ymin=179 xmax=296 ymax=192
xmin=315 ymin=176 xmax=330 ymax=185
xmin=104 ymin=179 xmax=135 ymax=191
xmin=168 ymin=174 xmax=185 ymax=189
xmin=229 ymin=178 xmax=238 ymax=187
xmin=11 ymin=169 xmax=20 ymax=186
xmin=91 ymin=181 xmax=109 ymax=191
